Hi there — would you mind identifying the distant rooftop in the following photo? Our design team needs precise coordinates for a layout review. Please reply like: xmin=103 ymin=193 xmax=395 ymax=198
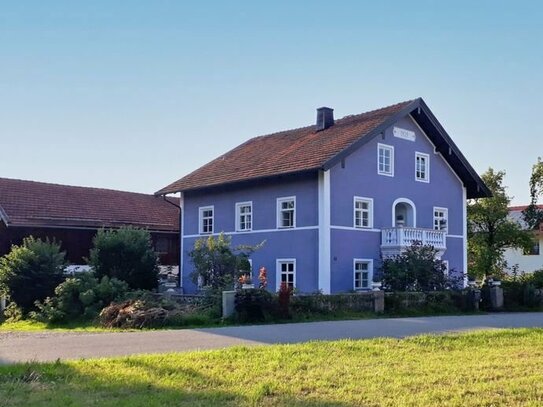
xmin=0 ymin=177 xmax=179 ymax=232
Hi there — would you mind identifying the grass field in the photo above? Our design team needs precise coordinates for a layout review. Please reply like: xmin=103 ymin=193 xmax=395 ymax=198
xmin=1 ymin=328 xmax=542 ymax=406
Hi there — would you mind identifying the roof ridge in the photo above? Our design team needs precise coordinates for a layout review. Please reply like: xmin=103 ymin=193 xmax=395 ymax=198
xmin=245 ymin=99 xmax=417 ymax=143
xmin=0 ymin=177 xmax=157 ymax=198
xmin=156 ymin=98 xmax=421 ymax=195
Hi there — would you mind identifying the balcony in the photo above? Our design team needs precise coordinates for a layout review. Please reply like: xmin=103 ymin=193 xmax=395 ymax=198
xmin=381 ymin=227 xmax=447 ymax=257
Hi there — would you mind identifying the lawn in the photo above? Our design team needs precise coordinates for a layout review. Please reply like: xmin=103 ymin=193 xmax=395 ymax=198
xmin=1 ymin=329 xmax=542 ymax=406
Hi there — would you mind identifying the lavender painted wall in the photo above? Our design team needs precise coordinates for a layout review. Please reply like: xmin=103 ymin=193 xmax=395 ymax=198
xmin=181 ymin=175 xmax=319 ymax=293
xmin=180 ymin=113 xmax=467 ymax=294
xmin=329 ymin=114 xmax=465 ymax=291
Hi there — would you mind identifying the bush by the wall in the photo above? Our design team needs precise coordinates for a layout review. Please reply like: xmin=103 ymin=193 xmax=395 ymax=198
xmin=381 ymin=243 xmax=458 ymax=291
xmin=385 ymin=291 xmax=464 ymax=315
xmin=0 ymin=237 xmax=66 ymax=316
xmin=290 ymin=292 xmax=375 ymax=315
xmin=234 ymin=289 xmax=276 ymax=323
xmin=488 ymin=279 xmax=543 ymax=311
xmin=32 ymin=273 xmax=129 ymax=323
xmin=89 ymin=227 xmax=159 ymax=290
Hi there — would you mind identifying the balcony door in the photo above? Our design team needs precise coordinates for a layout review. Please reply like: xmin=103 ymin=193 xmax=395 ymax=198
xmin=392 ymin=198 xmax=416 ymax=228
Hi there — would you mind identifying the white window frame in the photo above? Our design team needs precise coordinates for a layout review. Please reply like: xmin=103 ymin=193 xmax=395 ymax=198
xmin=235 ymin=201 xmax=253 ymax=232
xmin=433 ymin=207 xmax=448 ymax=233
xmin=276 ymin=258 xmax=296 ymax=290
xmin=276 ymin=196 xmax=296 ymax=229
xmin=198 ymin=205 xmax=214 ymax=234
xmin=415 ymin=152 xmax=430 ymax=183
xmin=377 ymin=143 xmax=394 ymax=177
xmin=353 ymin=259 xmax=373 ymax=290
xmin=353 ymin=197 xmax=373 ymax=229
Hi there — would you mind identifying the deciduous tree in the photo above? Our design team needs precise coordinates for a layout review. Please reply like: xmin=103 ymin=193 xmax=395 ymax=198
xmin=468 ymin=168 xmax=532 ymax=278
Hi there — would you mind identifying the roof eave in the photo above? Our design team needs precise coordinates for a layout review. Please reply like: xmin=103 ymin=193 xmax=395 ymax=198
xmin=156 ymin=168 xmax=321 ymax=196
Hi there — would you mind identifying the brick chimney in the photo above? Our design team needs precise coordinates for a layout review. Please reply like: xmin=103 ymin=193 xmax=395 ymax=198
xmin=316 ymin=107 xmax=334 ymax=131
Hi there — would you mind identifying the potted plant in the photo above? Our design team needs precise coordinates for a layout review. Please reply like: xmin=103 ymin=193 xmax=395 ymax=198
xmin=238 ymin=274 xmax=254 ymax=289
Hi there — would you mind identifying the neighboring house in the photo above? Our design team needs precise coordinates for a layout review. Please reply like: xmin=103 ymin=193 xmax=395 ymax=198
xmin=157 ymin=98 xmax=491 ymax=294
xmin=503 ymin=205 xmax=543 ymax=273
xmin=0 ymin=178 xmax=180 ymax=268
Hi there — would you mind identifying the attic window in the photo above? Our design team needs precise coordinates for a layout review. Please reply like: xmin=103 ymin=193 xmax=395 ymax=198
xmin=378 ymin=144 xmax=394 ymax=176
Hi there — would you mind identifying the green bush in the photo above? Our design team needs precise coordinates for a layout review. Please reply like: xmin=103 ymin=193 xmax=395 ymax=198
xmin=530 ymin=270 xmax=543 ymax=289
xmin=33 ymin=273 xmax=129 ymax=323
xmin=0 ymin=237 xmax=66 ymax=316
xmin=188 ymin=233 xmax=262 ymax=290
xmin=385 ymin=291 xmax=464 ymax=315
xmin=234 ymin=289 xmax=276 ymax=323
xmin=381 ymin=242 xmax=459 ymax=291
xmin=89 ymin=227 xmax=159 ymax=290
xmin=290 ymin=292 xmax=375 ymax=315
xmin=491 ymin=276 xmax=543 ymax=311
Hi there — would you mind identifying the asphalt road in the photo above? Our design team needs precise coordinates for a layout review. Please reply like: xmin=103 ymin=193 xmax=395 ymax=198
xmin=1 ymin=312 xmax=542 ymax=364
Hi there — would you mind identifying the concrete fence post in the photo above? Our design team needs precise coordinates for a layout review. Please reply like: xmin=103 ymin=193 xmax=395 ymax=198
xmin=490 ymin=286 xmax=504 ymax=310
xmin=373 ymin=291 xmax=385 ymax=313
xmin=222 ymin=290 xmax=236 ymax=319
xmin=0 ymin=296 xmax=6 ymax=312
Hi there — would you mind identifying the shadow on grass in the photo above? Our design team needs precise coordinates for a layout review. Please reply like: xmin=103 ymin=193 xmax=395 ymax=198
xmin=0 ymin=358 xmax=356 ymax=407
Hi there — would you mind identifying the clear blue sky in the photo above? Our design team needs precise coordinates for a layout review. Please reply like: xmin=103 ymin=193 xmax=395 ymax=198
xmin=1 ymin=1 xmax=542 ymax=204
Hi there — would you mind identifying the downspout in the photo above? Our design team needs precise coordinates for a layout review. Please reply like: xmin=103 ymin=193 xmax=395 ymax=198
xmin=160 ymin=195 xmax=182 ymax=289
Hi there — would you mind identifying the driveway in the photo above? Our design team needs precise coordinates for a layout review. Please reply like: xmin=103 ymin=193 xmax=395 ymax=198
xmin=1 ymin=312 xmax=542 ymax=364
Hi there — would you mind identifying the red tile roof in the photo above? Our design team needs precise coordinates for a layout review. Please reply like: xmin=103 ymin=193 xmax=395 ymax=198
xmin=156 ymin=100 xmax=415 ymax=194
xmin=0 ymin=178 xmax=179 ymax=232
xmin=508 ymin=205 xmax=543 ymax=212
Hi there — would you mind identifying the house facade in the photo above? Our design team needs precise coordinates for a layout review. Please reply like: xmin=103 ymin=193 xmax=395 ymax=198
xmin=0 ymin=178 xmax=180 ymax=268
xmin=503 ymin=205 xmax=543 ymax=273
xmin=157 ymin=98 xmax=490 ymax=294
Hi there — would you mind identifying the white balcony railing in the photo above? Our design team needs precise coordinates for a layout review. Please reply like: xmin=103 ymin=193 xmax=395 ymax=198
xmin=381 ymin=227 xmax=447 ymax=252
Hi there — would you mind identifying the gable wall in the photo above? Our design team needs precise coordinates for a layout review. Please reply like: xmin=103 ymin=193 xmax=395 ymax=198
xmin=328 ymin=114 xmax=465 ymax=291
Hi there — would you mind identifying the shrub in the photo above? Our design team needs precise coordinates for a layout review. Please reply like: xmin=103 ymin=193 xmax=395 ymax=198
xmin=530 ymin=269 xmax=543 ymax=289
xmin=189 ymin=233 xmax=263 ymax=290
xmin=487 ymin=274 xmax=543 ymax=311
xmin=0 ymin=237 xmax=66 ymax=315
xmin=278 ymin=282 xmax=292 ymax=318
xmin=381 ymin=242 xmax=457 ymax=292
xmin=234 ymin=289 xmax=276 ymax=323
xmin=33 ymin=273 xmax=129 ymax=323
xmin=89 ymin=227 xmax=159 ymax=290
xmin=384 ymin=291 xmax=464 ymax=315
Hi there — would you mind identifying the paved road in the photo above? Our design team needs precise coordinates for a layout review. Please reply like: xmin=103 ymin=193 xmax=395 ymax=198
xmin=1 ymin=312 xmax=542 ymax=364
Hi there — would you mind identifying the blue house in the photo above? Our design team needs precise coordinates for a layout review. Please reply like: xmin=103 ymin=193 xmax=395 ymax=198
xmin=157 ymin=98 xmax=490 ymax=294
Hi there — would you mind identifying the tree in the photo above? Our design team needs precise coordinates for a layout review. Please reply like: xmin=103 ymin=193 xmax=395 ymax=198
xmin=468 ymin=168 xmax=533 ymax=279
xmin=188 ymin=233 xmax=263 ymax=290
xmin=381 ymin=242 xmax=453 ymax=291
xmin=0 ymin=237 xmax=66 ymax=315
xmin=88 ymin=227 xmax=159 ymax=290
xmin=523 ymin=157 xmax=543 ymax=229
